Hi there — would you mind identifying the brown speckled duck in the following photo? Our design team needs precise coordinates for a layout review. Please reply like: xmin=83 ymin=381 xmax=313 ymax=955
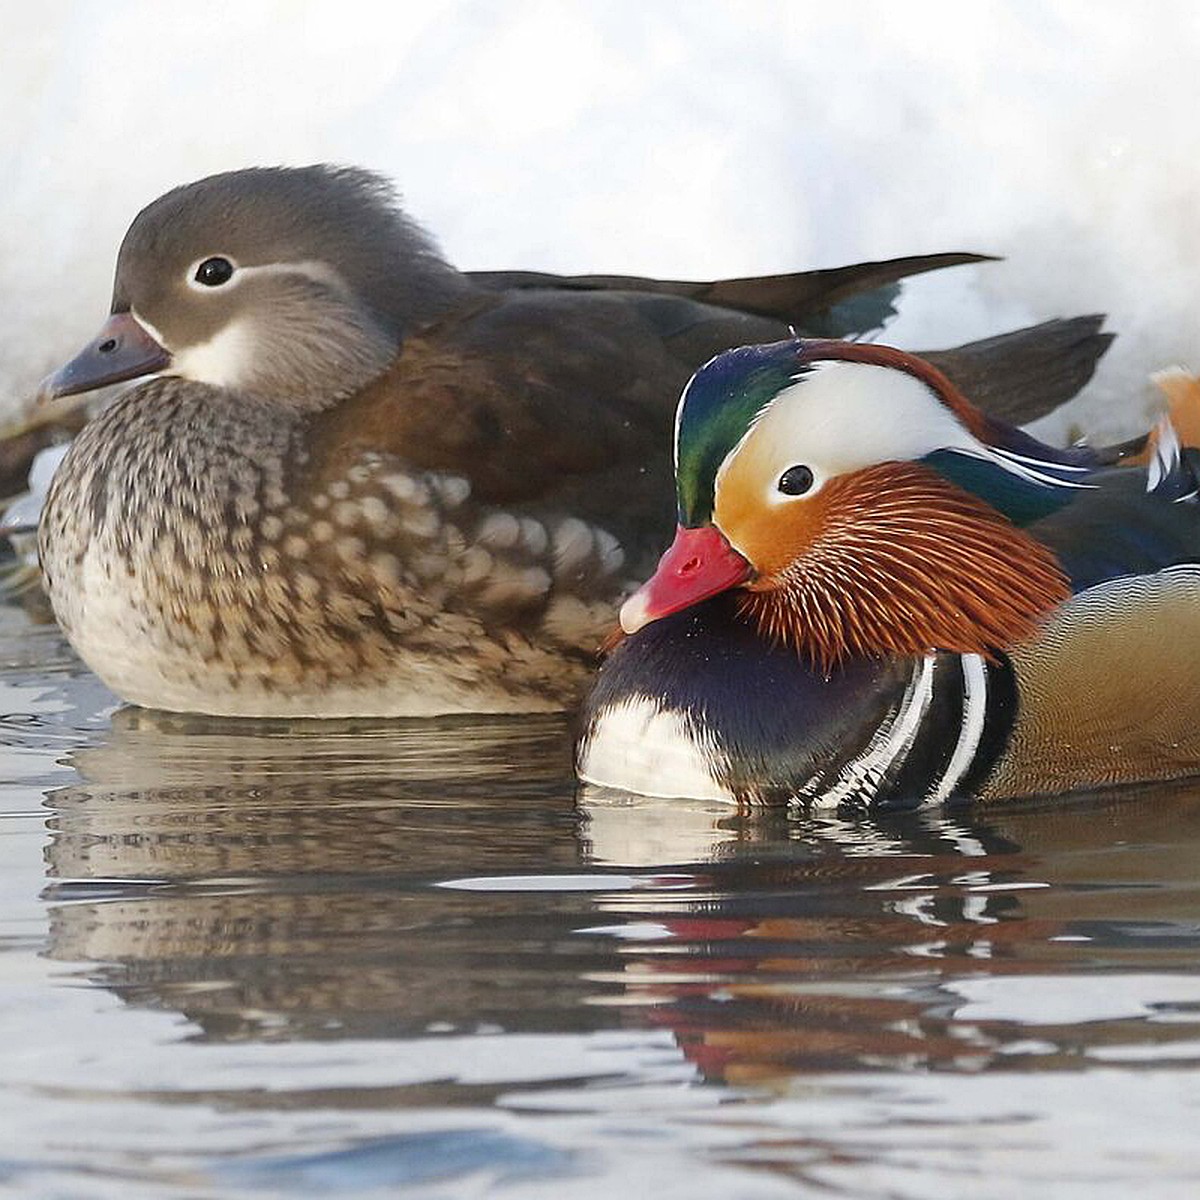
xmin=38 ymin=165 xmax=1111 ymax=716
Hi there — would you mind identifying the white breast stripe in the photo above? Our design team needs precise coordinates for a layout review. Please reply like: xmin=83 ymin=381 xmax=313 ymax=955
xmin=809 ymin=655 xmax=935 ymax=808
xmin=927 ymin=654 xmax=988 ymax=805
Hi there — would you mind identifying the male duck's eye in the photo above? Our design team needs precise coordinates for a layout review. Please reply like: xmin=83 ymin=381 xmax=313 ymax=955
xmin=777 ymin=465 xmax=815 ymax=496
xmin=194 ymin=257 xmax=235 ymax=287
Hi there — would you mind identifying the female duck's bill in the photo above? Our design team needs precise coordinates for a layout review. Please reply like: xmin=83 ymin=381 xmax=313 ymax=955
xmin=578 ymin=339 xmax=1200 ymax=809
xmin=39 ymin=312 xmax=171 ymax=401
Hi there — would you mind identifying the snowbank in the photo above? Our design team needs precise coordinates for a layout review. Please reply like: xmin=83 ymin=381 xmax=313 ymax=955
xmin=4 ymin=0 xmax=1197 ymax=439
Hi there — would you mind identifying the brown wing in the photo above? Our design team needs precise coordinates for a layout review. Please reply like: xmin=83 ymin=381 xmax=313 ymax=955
xmin=467 ymin=252 xmax=993 ymax=326
xmin=298 ymin=289 xmax=1115 ymax=671
xmin=312 ymin=291 xmax=1114 ymax=583
xmin=309 ymin=288 xmax=795 ymax=576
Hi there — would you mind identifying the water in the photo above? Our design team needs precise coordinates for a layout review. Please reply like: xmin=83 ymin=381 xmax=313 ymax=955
xmin=0 ymin=597 xmax=1199 ymax=1198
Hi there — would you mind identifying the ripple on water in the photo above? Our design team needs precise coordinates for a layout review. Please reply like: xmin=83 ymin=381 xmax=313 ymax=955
xmin=0 ymin=599 xmax=1199 ymax=1198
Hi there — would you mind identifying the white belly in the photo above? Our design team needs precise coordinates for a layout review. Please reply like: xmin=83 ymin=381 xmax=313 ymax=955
xmin=577 ymin=696 xmax=736 ymax=802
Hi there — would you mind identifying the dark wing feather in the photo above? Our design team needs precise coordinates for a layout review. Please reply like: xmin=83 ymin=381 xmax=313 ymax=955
xmin=924 ymin=316 xmax=1114 ymax=427
xmin=1031 ymin=459 xmax=1200 ymax=592
xmin=313 ymin=282 xmax=1115 ymax=582
xmin=468 ymin=252 xmax=992 ymax=332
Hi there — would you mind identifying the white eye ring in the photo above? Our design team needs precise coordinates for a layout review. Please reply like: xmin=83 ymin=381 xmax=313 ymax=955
xmin=187 ymin=256 xmax=239 ymax=290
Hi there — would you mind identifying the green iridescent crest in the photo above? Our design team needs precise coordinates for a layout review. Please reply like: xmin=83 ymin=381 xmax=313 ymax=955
xmin=674 ymin=340 xmax=805 ymax=525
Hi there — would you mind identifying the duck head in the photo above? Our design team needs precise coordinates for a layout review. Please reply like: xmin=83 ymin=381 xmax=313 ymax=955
xmin=41 ymin=165 xmax=470 ymax=408
xmin=620 ymin=339 xmax=1073 ymax=671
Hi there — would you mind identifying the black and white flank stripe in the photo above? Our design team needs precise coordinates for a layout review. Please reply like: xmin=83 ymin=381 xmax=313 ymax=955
xmin=578 ymin=624 xmax=1017 ymax=809
xmin=794 ymin=653 xmax=1016 ymax=810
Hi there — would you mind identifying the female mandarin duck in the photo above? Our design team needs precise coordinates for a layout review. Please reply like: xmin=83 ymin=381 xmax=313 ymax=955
xmin=577 ymin=340 xmax=1200 ymax=807
xmin=38 ymin=165 xmax=1111 ymax=717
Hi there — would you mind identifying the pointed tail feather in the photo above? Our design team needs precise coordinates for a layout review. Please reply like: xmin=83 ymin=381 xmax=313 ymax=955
xmin=681 ymin=252 xmax=995 ymax=325
xmin=1138 ymin=368 xmax=1200 ymax=499
xmin=923 ymin=315 xmax=1114 ymax=427
xmin=1118 ymin=368 xmax=1200 ymax=499
xmin=468 ymin=252 xmax=994 ymax=330
xmin=1090 ymin=369 xmax=1200 ymax=472
xmin=1151 ymin=367 xmax=1200 ymax=449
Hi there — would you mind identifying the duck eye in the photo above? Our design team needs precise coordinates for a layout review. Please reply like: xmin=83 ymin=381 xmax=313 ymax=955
xmin=777 ymin=465 xmax=814 ymax=496
xmin=194 ymin=257 xmax=235 ymax=287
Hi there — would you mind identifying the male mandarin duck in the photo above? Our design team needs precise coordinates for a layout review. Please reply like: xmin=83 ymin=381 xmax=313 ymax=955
xmin=577 ymin=340 xmax=1200 ymax=806
xmin=38 ymin=164 xmax=1113 ymax=717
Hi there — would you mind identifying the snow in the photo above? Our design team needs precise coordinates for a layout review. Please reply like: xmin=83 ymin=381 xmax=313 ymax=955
xmin=3 ymin=0 xmax=1199 ymax=438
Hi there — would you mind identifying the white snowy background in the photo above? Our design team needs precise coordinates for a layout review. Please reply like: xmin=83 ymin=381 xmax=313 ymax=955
xmin=3 ymin=0 xmax=1199 ymax=438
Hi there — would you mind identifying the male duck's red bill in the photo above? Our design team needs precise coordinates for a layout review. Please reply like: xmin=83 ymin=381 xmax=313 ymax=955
xmin=619 ymin=524 xmax=752 ymax=634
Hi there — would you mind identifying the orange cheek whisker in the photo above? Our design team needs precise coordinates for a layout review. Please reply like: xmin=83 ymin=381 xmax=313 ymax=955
xmin=737 ymin=461 xmax=1069 ymax=668
xmin=599 ymin=624 xmax=626 ymax=654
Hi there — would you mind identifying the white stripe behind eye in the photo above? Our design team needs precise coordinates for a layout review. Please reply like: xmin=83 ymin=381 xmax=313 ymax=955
xmin=240 ymin=260 xmax=350 ymax=291
xmin=990 ymin=447 xmax=1090 ymax=472
xmin=184 ymin=258 xmax=350 ymax=295
xmin=978 ymin=446 xmax=1097 ymax=491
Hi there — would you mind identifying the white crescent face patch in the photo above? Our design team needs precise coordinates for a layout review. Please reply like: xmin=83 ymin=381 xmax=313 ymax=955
xmin=169 ymin=320 xmax=253 ymax=389
xmin=714 ymin=360 xmax=980 ymax=514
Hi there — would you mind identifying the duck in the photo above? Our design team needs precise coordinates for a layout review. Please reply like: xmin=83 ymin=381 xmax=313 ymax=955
xmin=37 ymin=164 xmax=1113 ymax=717
xmin=576 ymin=339 xmax=1200 ymax=807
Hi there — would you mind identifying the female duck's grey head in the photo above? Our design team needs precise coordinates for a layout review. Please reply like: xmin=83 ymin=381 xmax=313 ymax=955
xmin=43 ymin=165 xmax=472 ymax=408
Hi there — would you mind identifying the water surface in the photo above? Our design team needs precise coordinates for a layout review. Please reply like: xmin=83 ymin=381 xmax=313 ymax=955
xmin=0 ymin=597 xmax=1198 ymax=1198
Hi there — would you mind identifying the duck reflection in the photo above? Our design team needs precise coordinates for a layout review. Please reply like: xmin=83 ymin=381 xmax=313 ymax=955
xmin=41 ymin=713 xmax=1200 ymax=1084
xmin=45 ymin=707 xmax=592 ymax=1041
xmin=578 ymin=783 xmax=1200 ymax=1082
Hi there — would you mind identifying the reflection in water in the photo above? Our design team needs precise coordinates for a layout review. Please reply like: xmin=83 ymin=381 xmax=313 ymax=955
xmin=46 ymin=709 xmax=590 ymax=1043
xmin=0 ymin=602 xmax=1192 ymax=1196
xmin=42 ymin=706 xmax=1200 ymax=1100
xmin=584 ymin=789 xmax=1200 ymax=1087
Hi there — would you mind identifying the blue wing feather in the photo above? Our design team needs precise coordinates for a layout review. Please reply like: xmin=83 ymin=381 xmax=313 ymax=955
xmin=922 ymin=449 xmax=1084 ymax=525
xmin=922 ymin=416 xmax=1200 ymax=592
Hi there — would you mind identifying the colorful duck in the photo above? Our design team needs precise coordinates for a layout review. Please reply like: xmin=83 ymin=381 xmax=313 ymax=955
xmin=577 ymin=340 xmax=1200 ymax=806
xmin=34 ymin=165 xmax=1113 ymax=717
